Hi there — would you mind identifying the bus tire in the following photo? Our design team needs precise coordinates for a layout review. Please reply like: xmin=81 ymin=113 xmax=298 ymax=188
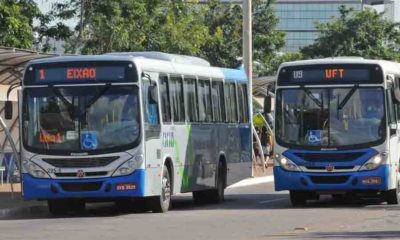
xmin=47 ymin=199 xmax=69 ymax=215
xmin=208 ymin=163 xmax=226 ymax=204
xmin=290 ymin=191 xmax=307 ymax=207
xmin=386 ymin=186 xmax=400 ymax=205
xmin=149 ymin=167 xmax=171 ymax=213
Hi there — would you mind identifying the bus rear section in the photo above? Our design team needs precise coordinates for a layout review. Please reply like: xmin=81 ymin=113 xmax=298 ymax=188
xmin=273 ymin=59 xmax=400 ymax=206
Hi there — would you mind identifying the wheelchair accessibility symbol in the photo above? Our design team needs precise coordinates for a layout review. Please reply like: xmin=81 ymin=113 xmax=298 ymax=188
xmin=81 ymin=132 xmax=98 ymax=150
xmin=307 ymin=130 xmax=322 ymax=144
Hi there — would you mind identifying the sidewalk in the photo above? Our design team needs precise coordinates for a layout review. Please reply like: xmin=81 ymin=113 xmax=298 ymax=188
xmin=0 ymin=183 xmax=45 ymax=218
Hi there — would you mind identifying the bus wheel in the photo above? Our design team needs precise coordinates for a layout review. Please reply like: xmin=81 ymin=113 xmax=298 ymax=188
xmin=150 ymin=167 xmax=171 ymax=213
xmin=290 ymin=191 xmax=307 ymax=207
xmin=209 ymin=163 xmax=226 ymax=203
xmin=386 ymin=184 xmax=400 ymax=205
xmin=47 ymin=199 xmax=69 ymax=215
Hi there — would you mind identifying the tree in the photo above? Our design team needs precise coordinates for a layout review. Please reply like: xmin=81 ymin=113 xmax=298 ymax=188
xmin=0 ymin=0 xmax=40 ymax=49
xmin=201 ymin=0 xmax=285 ymax=75
xmin=301 ymin=6 xmax=400 ymax=61
xmin=50 ymin=0 xmax=209 ymax=55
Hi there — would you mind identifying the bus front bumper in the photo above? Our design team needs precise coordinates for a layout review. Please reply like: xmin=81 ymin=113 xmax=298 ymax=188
xmin=274 ymin=165 xmax=390 ymax=192
xmin=22 ymin=169 xmax=145 ymax=200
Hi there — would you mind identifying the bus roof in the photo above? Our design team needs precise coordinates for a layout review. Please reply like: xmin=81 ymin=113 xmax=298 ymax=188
xmin=280 ymin=57 xmax=400 ymax=75
xmin=26 ymin=53 xmax=248 ymax=83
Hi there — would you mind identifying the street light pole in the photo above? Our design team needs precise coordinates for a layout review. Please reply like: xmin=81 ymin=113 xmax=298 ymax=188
xmin=243 ymin=0 xmax=252 ymax=93
xmin=243 ymin=0 xmax=254 ymax=176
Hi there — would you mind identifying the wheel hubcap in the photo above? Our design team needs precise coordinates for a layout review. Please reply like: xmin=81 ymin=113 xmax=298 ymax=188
xmin=162 ymin=176 xmax=171 ymax=203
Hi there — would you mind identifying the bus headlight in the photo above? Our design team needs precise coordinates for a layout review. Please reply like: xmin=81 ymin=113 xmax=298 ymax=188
xmin=276 ymin=154 xmax=301 ymax=172
xmin=359 ymin=153 xmax=387 ymax=171
xmin=22 ymin=160 xmax=50 ymax=179
xmin=112 ymin=156 xmax=143 ymax=177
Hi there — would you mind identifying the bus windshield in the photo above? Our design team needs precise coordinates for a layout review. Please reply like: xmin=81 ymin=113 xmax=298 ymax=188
xmin=275 ymin=87 xmax=385 ymax=149
xmin=22 ymin=85 xmax=140 ymax=154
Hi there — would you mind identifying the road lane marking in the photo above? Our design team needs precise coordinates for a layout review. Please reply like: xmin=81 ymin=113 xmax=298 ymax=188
xmin=259 ymin=198 xmax=286 ymax=204
xmin=227 ymin=175 xmax=274 ymax=189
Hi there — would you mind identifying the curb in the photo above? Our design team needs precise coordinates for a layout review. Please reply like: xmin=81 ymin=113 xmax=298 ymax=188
xmin=0 ymin=205 xmax=47 ymax=219
xmin=227 ymin=175 xmax=274 ymax=189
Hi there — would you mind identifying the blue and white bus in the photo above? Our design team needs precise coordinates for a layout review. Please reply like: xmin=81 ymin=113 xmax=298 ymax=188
xmin=273 ymin=58 xmax=400 ymax=206
xmin=12 ymin=52 xmax=252 ymax=214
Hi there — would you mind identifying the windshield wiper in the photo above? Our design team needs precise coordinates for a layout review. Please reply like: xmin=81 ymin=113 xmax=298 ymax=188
xmin=301 ymin=87 xmax=323 ymax=108
xmin=49 ymin=85 xmax=75 ymax=118
xmin=79 ymin=83 xmax=111 ymax=119
xmin=337 ymin=84 xmax=359 ymax=111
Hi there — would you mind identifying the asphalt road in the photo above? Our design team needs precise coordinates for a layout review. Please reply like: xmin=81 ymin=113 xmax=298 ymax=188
xmin=1 ymin=180 xmax=400 ymax=240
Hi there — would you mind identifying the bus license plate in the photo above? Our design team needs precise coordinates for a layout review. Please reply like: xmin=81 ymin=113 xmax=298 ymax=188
xmin=362 ymin=177 xmax=381 ymax=185
xmin=116 ymin=183 xmax=136 ymax=191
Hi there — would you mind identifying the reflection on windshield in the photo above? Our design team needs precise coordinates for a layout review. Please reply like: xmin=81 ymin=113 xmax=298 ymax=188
xmin=23 ymin=85 xmax=140 ymax=153
xmin=276 ymin=87 xmax=385 ymax=148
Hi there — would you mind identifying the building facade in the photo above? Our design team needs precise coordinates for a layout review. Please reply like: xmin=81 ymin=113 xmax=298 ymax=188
xmin=383 ymin=0 xmax=400 ymax=23
xmin=275 ymin=0 xmax=364 ymax=52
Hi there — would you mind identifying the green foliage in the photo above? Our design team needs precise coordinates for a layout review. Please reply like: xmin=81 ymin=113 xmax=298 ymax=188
xmin=49 ymin=0 xmax=284 ymax=71
xmin=202 ymin=0 xmax=285 ymax=74
xmin=301 ymin=6 xmax=400 ymax=61
xmin=0 ymin=0 xmax=40 ymax=49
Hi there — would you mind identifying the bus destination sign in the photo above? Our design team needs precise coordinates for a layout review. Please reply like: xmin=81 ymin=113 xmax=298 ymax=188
xmin=278 ymin=64 xmax=383 ymax=85
xmin=34 ymin=66 xmax=126 ymax=83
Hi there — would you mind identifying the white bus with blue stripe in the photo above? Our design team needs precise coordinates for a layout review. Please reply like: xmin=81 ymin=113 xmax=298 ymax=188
xmin=16 ymin=52 xmax=252 ymax=214
xmin=273 ymin=58 xmax=400 ymax=206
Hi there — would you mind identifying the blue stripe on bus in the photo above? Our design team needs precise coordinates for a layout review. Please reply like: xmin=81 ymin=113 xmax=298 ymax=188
xmin=221 ymin=68 xmax=248 ymax=82
xmin=22 ymin=169 xmax=146 ymax=200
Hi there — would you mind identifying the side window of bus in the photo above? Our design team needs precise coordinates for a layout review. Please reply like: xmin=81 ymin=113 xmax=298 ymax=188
xmin=142 ymin=75 xmax=159 ymax=126
xmin=387 ymin=89 xmax=397 ymax=135
xmin=160 ymin=75 xmax=171 ymax=123
xmin=211 ymin=80 xmax=223 ymax=122
xmin=170 ymin=76 xmax=185 ymax=123
xmin=237 ymin=84 xmax=249 ymax=123
xmin=198 ymin=79 xmax=212 ymax=122
xmin=184 ymin=77 xmax=198 ymax=122
xmin=396 ymin=78 xmax=400 ymax=121
xmin=224 ymin=82 xmax=238 ymax=123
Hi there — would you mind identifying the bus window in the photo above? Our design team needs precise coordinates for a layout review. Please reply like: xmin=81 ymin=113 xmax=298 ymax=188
xmin=160 ymin=75 xmax=171 ymax=123
xmin=225 ymin=82 xmax=238 ymax=123
xmin=142 ymin=76 xmax=159 ymax=125
xmin=211 ymin=80 xmax=223 ymax=122
xmin=237 ymin=84 xmax=249 ymax=123
xmin=184 ymin=77 xmax=198 ymax=122
xmin=218 ymin=81 xmax=226 ymax=122
xmin=198 ymin=79 xmax=212 ymax=122
xmin=170 ymin=76 xmax=185 ymax=123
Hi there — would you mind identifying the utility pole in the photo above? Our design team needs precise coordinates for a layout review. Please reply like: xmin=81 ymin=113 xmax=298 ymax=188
xmin=243 ymin=0 xmax=254 ymax=176
xmin=243 ymin=0 xmax=252 ymax=94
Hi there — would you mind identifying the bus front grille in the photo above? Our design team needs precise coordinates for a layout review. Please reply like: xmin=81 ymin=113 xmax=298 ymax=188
xmin=309 ymin=175 xmax=350 ymax=184
xmin=54 ymin=172 xmax=109 ymax=177
xmin=60 ymin=182 xmax=103 ymax=192
xmin=42 ymin=156 xmax=119 ymax=168
xmin=294 ymin=152 xmax=365 ymax=162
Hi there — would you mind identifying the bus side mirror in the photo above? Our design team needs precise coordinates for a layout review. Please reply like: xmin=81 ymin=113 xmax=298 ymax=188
xmin=4 ymin=101 xmax=13 ymax=120
xmin=148 ymin=85 xmax=158 ymax=104
xmin=264 ymin=96 xmax=272 ymax=114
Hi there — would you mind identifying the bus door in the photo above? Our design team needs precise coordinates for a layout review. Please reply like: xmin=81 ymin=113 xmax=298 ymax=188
xmin=388 ymin=80 xmax=400 ymax=188
xmin=142 ymin=72 xmax=162 ymax=196
xmin=224 ymin=82 xmax=241 ymax=185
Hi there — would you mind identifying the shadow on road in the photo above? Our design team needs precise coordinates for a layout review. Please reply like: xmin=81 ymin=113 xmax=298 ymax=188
xmin=283 ymin=231 xmax=400 ymax=239
xmin=2 ymin=192 xmax=400 ymax=221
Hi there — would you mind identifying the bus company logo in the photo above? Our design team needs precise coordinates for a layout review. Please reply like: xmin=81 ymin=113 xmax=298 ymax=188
xmin=76 ymin=170 xmax=86 ymax=178
xmin=325 ymin=164 xmax=334 ymax=172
